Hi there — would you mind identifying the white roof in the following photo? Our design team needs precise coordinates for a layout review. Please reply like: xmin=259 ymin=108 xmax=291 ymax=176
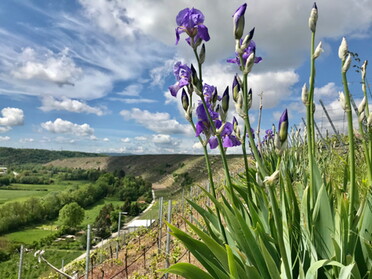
xmin=126 ymin=219 xmax=155 ymax=228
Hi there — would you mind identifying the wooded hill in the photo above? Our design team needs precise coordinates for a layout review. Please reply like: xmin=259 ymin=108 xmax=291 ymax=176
xmin=0 ymin=147 xmax=103 ymax=165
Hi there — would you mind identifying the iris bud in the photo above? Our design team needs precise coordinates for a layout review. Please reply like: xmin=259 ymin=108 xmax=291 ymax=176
xmin=233 ymin=3 xmax=247 ymax=40
xmin=190 ymin=64 xmax=200 ymax=89
xmin=278 ymin=109 xmax=288 ymax=143
xmin=301 ymin=83 xmax=308 ymax=105
xmin=222 ymin=87 xmax=230 ymax=113
xmin=339 ymin=92 xmax=347 ymax=111
xmin=263 ymin=170 xmax=280 ymax=185
xmin=342 ymin=54 xmax=351 ymax=73
xmin=368 ymin=113 xmax=372 ymax=127
xmin=248 ymin=88 xmax=253 ymax=110
xmin=359 ymin=111 xmax=366 ymax=123
xmin=199 ymin=44 xmax=206 ymax=64
xmin=313 ymin=41 xmax=323 ymax=59
xmin=232 ymin=75 xmax=240 ymax=102
xmin=361 ymin=60 xmax=367 ymax=80
xmin=244 ymin=52 xmax=255 ymax=74
xmin=338 ymin=37 xmax=348 ymax=61
xmin=308 ymin=3 xmax=318 ymax=33
xmin=181 ymin=89 xmax=189 ymax=111
xmin=358 ymin=96 xmax=366 ymax=115
xmin=241 ymin=27 xmax=255 ymax=49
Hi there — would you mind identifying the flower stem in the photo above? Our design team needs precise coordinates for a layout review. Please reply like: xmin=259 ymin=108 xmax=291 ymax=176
xmin=241 ymin=125 xmax=252 ymax=200
xmin=188 ymin=113 xmax=228 ymax=244
xmin=242 ymin=73 xmax=268 ymax=177
xmin=341 ymin=69 xmax=357 ymax=242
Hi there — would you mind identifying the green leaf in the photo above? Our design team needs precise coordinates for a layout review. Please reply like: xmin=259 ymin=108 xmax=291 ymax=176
xmin=305 ymin=259 xmax=344 ymax=279
xmin=258 ymin=237 xmax=281 ymax=278
xmin=226 ymin=245 xmax=238 ymax=279
xmin=163 ymin=263 xmax=215 ymax=279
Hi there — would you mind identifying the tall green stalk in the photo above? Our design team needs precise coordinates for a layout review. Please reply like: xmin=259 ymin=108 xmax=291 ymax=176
xmin=341 ymin=67 xmax=357 ymax=242
xmin=242 ymin=73 xmax=268 ymax=177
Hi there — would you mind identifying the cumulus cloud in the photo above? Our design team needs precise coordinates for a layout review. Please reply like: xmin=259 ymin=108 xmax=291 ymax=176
xmin=117 ymin=84 xmax=142 ymax=97
xmin=135 ymin=136 xmax=147 ymax=141
xmin=120 ymin=108 xmax=193 ymax=135
xmin=0 ymin=108 xmax=24 ymax=129
xmin=41 ymin=118 xmax=94 ymax=136
xmin=121 ymin=137 xmax=130 ymax=143
xmin=40 ymin=96 xmax=106 ymax=115
xmin=0 ymin=136 xmax=10 ymax=141
xmin=12 ymin=48 xmax=82 ymax=86
xmin=314 ymin=82 xmax=340 ymax=98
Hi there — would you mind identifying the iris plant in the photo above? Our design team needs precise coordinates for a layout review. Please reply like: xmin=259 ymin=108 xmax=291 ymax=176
xmin=164 ymin=3 xmax=372 ymax=279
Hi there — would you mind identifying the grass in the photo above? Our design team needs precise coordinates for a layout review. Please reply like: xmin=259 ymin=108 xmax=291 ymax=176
xmin=1 ymin=226 xmax=56 ymax=245
xmin=0 ymin=180 xmax=88 ymax=205
xmin=0 ymin=248 xmax=82 ymax=279
xmin=81 ymin=197 xmax=124 ymax=227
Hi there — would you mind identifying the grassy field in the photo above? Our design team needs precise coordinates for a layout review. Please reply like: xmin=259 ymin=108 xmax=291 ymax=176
xmin=81 ymin=197 xmax=124 ymax=226
xmin=0 ymin=181 xmax=88 ymax=205
xmin=0 ymin=248 xmax=82 ymax=279
xmin=1 ymin=226 xmax=56 ymax=245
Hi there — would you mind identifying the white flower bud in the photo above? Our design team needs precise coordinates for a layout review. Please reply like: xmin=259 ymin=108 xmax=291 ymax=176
xmin=358 ymin=96 xmax=366 ymax=114
xmin=244 ymin=52 xmax=255 ymax=74
xmin=313 ymin=41 xmax=324 ymax=59
xmin=342 ymin=54 xmax=351 ymax=73
xmin=361 ymin=60 xmax=368 ymax=80
xmin=339 ymin=92 xmax=347 ymax=111
xmin=301 ymin=83 xmax=308 ymax=105
xmin=235 ymin=93 xmax=244 ymax=118
xmin=359 ymin=111 xmax=366 ymax=123
xmin=368 ymin=113 xmax=372 ymax=127
xmin=263 ymin=170 xmax=280 ymax=185
xmin=308 ymin=3 xmax=318 ymax=33
xmin=338 ymin=37 xmax=348 ymax=61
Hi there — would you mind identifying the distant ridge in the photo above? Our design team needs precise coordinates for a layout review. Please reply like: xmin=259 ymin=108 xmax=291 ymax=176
xmin=0 ymin=147 xmax=103 ymax=165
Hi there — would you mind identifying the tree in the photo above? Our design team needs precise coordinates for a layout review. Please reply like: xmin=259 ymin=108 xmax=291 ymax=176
xmin=58 ymin=202 xmax=84 ymax=228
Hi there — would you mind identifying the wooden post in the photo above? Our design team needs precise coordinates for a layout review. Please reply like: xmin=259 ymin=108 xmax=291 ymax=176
xmin=18 ymin=245 xmax=24 ymax=279
xmin=158 ymin=197 xmax=163 ymax=251
xmin=165 ymin=200 xmax=172 ymax=279
xmin=85 ymin=224 xmax=91 ymax=279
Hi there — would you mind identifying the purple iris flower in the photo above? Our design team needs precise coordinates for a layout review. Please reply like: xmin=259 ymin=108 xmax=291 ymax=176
xmin=175 ymin=8 xmax=210 ymax=46
xmin=169 ymin=62 xmax=192 ymax=97
xmin=227 ymin=40 xmax=262 ymax=66
xmin=195 ymin=102 xmax=219 ymax=137
xmin=203 ymin=84 xmax=216 ymax=102
xmin=208 ymin=122 xmax=241 ymax=149
xmin=264 ymin=129 xmax=274 ymax=140
xmin=246 ymin=127 xmax=255 ymax=139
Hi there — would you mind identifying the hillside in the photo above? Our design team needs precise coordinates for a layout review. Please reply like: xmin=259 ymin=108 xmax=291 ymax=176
xmin=0 ymin=147 xmax=103 ymax=165
xmin=45 ymin=154 xmax=247 ymax=189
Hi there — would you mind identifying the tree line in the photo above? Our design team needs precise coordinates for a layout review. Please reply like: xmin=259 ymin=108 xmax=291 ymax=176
xmin=0 ymin=170 xmax=152 ymax=235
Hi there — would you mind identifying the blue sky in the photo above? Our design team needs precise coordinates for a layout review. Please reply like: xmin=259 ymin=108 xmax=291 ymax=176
xmin=0 ymin=0 xmax=371 ymax=154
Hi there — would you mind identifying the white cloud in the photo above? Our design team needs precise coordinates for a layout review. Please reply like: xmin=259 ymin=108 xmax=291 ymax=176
xmin=117 ymin=84 xmax=142 ymax=97
xmin=120 ymin=108 xmax=193 ymax=135
xmin=12 ymin=47 xmax=82 ymax=86
xmin=20 ymin=138 xmax=34 ymax=143
xmin=103 ymin=137 xmax=110 ymax=142
xmin=41 ymin=118 xmax=94 ymax=136
xmin=111 ymin=97 xmax=157 ymax=104
xmin=78 ymin=0 xmax=138 ymax=39
xmin=0 ymin=107 xmax=24 ymax=127
xmin=0 ymin=136 xmax=10 ymax=141
xmin=314 ymin=82 xmax=339 ymax=98
xmin=40 ymin=96 xmax=106 ymax=115
xmin=135 ymin=136 xmax=147 ymax=141
xmin=121 ymin=137 xmax=130 ymax=143
xmin=152 ymin=134 xmax=171 ymax=144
